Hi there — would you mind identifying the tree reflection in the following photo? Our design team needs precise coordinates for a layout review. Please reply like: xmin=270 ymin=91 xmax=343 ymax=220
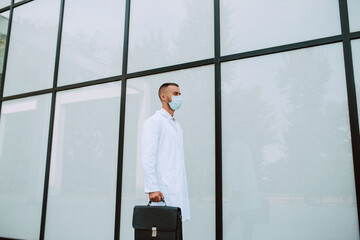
xmin=222 ymin=45 xmax=357 ymax=239
xmin=0 ymin=13 xmax=8 ymax=86
xmin=128 ymin=0 xmax=213 ymax=72
xmin=272 ymin=50 xmax=354 ymax=204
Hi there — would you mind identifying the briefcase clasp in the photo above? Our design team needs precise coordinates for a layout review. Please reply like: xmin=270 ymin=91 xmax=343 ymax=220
xmin=152 ymin=227 xmax=157 ymax=237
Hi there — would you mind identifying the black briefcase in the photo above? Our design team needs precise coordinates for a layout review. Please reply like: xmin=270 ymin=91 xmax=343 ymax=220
xmin=132 ymin=201 xmax=183 ymax=240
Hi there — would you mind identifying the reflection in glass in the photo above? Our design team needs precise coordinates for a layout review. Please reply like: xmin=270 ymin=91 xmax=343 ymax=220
xmin=0 ymin=1 xmax=10 ymax=9
xmin=128 ymin=0 xmax=214 ymax=73
xmin=220 ymin=0 xmax=341 ymax=55
xmin=352 ymin=40 xmax=360 ymax=132
xmin=0 ymin=94 xmax=52 ymax=239
xmin=44 ymin=83 xmax=120 ymax=240
xmin=120 ymin=66 xmax=215 ymax=239
xmin=348 ymin=0 xmax=360 ymax=32
xmin=3 ymin=0 xmax=60 ymax=96
xmin=222 ymin=43 xmax=359 ymax=239
xmin=57 ymin=0 xmax=125 ymax=86
xmin=0 ymin=11 xmax=8 ymax=86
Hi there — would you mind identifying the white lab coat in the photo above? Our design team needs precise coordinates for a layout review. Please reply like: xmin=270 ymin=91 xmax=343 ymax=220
xmin=141 ymin=108 xmax=190 ymax=221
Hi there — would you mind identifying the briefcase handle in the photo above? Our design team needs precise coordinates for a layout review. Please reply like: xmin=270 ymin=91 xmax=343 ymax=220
xmin=147 ymin=197 xmax=167 ymax=206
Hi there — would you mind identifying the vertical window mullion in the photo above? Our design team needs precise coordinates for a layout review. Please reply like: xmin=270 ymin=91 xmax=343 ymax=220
xmin=39 ymin=0 xmax=66 ymax=239
xmin=114 ymin=0 xmax=131 ymax=239
xmin=338 ymin=0 xmax=360 ymax=228
xmin=214 ymin=0 xmax=223 ymax=239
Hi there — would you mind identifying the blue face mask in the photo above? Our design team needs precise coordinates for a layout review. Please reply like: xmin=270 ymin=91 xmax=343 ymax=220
xmin=168 ymin=95 xmax=182 ymax=111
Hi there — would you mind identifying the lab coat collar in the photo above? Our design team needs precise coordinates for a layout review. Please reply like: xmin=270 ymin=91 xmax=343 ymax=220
xmin=159 ymin=108 xmax=175 ymax=121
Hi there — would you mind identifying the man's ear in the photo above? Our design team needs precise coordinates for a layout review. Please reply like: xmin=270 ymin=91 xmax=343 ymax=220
xmin=160 ymin=92 xmax=166 ymax=102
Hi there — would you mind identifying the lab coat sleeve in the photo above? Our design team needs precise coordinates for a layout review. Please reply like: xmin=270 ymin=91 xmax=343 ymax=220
xmin=141 ymin=118 xmax=161 ymax=193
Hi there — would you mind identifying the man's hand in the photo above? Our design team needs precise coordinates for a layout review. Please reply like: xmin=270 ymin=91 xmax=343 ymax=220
xmin=149 ymin=191 xmax=164 ymax=202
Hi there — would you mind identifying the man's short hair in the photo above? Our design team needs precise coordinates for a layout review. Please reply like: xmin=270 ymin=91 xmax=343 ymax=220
xmin=158 ymin=83 xmax=179 ymax=100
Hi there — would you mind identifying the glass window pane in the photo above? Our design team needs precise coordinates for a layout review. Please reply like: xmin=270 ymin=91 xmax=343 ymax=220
xmin=0 ymin=11 xmax=8 ymax=85
xmin=222 ymin=43 xmax=359 ymax=240
xmin=120 ymin=66 xmax=215 ymax=239
xmin=3 ymin=0 xmax=60 ymax=96
xmin=44 ymin=82 xmax=121 ymax=240
xmin=0 ymin=1 xmax=10 ymax=9
xmin=348 ymin=0 xmax=360 ymax=32
xmin=57 ymin=0 xmax=125 ymax=86
xmin=128 ymin=0 xmax=214 ymax=73
xmin=353 ymin=39 xmax=360 ymax=130
xmin=221 ymin=0 xmax=341 ymax=56
xmin=0 ymin=94 xmax=52 ymax=239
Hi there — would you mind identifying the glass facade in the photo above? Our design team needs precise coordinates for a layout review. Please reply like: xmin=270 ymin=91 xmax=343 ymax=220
xmin=0 ymin=1 xmax=10 ymax=9
xmin=0 ymin=1 xmax=359 ymax=240
xmin=0 ymin=94 xmax=52 ymax=239
xmin=3 ymin=0 xmax=60 ymax=96
xmin=57 ymin=0 xmax=125 ymax=86
xmin=0 ymin=11 xmax=8 ymax=85
xmin=348 ymin=0 xmax=360 ymax=32
xmin=44 ymin=83 xmax=121 ymax=240
xmin=353 ymin=39 xmax=360 ymax=131
xmin=220 ymin=0 xmax=341 ymax=55
xmin=222 ymin=43 xmax=358 ymax=239
xmin=127 ymin=0 xmax=214 ymax=73
xmin=120 ymin=66 xmax=215 ymax=240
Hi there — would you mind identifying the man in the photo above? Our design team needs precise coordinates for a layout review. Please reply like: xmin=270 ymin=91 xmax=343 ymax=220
xmin=141 ymin=83 xmax=190 ymax=222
